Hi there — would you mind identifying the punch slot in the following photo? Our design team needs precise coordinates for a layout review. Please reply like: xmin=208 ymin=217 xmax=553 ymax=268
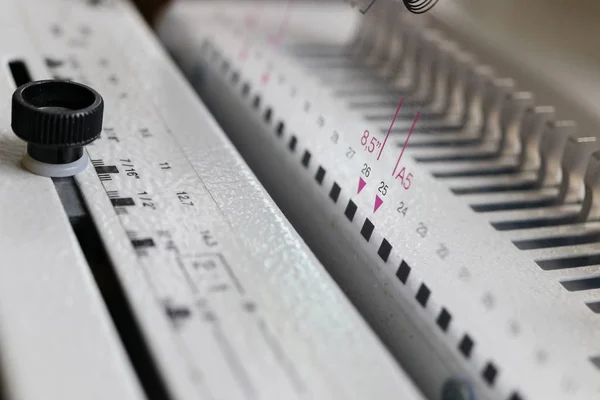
xmin=560 ymin=276 xmax=600 ymax=291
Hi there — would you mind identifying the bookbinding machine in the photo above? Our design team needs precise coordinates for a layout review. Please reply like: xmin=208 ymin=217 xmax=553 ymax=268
xmin=1 ymin=1 xmax=600 ymax=400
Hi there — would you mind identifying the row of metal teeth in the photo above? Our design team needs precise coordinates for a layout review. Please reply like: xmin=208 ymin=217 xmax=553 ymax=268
xmin=292 ymin=0 xmax=600 ymax=311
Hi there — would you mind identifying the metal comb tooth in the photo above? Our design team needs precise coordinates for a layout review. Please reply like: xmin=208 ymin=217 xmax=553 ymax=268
xmin=579 ymin=151 xmax=600 ymax=221
xmin=480 ymin=77 xmax=515 ymax=141
xmin=537 ymin=120 xmax=576 ymax=188
xmin=407 ymin=29 xmax=444 ymax=103
xmin=498 ymin=91 xmax=535 ymax=155
xmin=517 ymin=106 xmax=555 ymax=170
xmin=422 ymin=37 xmax=459 ymax=114
xmin=556 ymin=135 xmax=600 ymax=204
xmin=460 ymin=63 xmax=494 ymax=132
xmin=441 ymin=49 xmax=474 ymax=121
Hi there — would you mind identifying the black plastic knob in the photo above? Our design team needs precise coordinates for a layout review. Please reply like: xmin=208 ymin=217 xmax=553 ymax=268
xmin=12 ymin=80 xmax=104 ymax=165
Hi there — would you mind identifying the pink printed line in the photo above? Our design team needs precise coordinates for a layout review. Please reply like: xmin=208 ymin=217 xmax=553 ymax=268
xmin=270 ymin=0 xmax=291 ymax=46
xmin=377 ymin=97 xmax=404 ymax=161
xmin=393 ymin=112 xmax=420 ymax=177
xmin=245 ymin=1 xmax=265 ymax=29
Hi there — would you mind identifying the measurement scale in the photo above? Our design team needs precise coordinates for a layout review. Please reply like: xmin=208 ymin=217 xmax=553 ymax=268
xmin=0 ymin=1 xmax=424 ymax=399
xmin=158 ymin=2 xmax=600 ymax=400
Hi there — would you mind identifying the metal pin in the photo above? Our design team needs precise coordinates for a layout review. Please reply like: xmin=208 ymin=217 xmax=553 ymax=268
xmin=556 ymin=135 xmax=600 ymax=204
xmin=442 ymin=50 xmax=474 ymax=119
xmin=409 ymin=30 xmax=444 ymax=102
xmin=461 ymin=64 xmax=494 ymax=131
xmin=537 ymin=120 xmax=576 ymax=188
xmin=517 ymin=106 xmax=555 ymax=169
xmin=425 ymin=38 xmax=459 ymax=112
xmin=579 ymin=151 xmax=600 ymax=221
xmin=498 ymin=91 xmax=535 ymax=154
xmin=389 ymin=25 xmax=420 ymax=84
xmin=480 ymin=77 xmax=515 ymax=140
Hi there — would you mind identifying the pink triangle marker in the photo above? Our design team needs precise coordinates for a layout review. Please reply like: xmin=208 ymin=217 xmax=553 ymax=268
xmin=357 ymin=177 xmax=367 ymax=195
xmin=374 ymin=195 xmax=384 ymax=213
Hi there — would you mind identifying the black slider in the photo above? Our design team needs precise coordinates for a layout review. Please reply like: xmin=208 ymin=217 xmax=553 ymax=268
xmin=11 ymin=80 xmax=103 ymax=174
